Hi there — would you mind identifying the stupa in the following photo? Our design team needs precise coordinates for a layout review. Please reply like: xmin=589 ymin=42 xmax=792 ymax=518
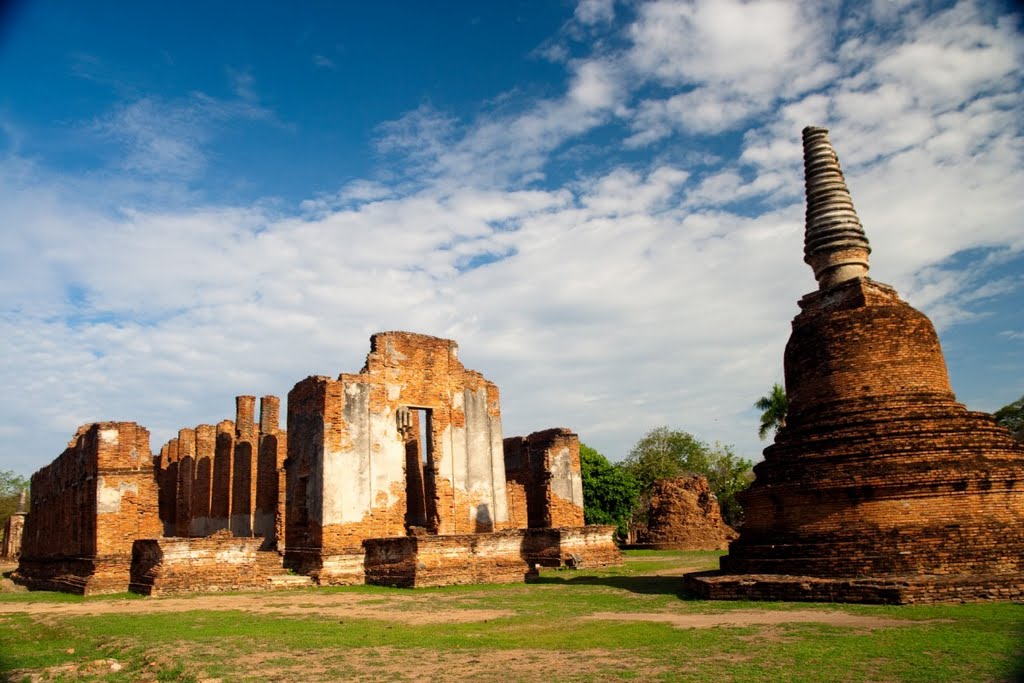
xmin=686 ymin=126 xmax=1024 ymax=603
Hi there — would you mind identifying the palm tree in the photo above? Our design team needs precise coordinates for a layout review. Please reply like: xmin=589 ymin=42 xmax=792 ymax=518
xmin=755 ymin=383 xmax=788 ymax=440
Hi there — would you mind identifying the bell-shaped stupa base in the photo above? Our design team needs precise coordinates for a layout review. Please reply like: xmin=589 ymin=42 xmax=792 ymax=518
xmin=686 ymin=278 xmax=1024 ymax=604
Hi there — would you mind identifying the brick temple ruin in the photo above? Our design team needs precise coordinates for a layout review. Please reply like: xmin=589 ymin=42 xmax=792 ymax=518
xmin=685 ymin=126 xmax=1024 ymax=604
xmin=631 ymin=476 xmax=737 ymax=551
xmin=13 ymin=332 xmax=620 ymax=595
xmin=1 ymin=489 xmax=28 ymax=560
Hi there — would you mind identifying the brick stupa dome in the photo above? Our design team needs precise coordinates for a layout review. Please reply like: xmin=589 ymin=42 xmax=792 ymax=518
xmin=686 ymin=127 xmax=1024 ymax=604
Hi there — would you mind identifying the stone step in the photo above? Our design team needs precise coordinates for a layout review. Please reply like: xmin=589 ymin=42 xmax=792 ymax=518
xmin=266 ymin=574 xmax=315 ymax=588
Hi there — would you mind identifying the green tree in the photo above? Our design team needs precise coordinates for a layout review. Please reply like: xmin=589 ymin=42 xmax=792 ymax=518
xmin=579 ymin=444 xmax=639 ymax=540
xmin=994 ymin=394 xmax=1024 ymax=443
xmin=621 ymin=427 xmax=753 ymax=527
xmin=755 ymin=383 xmax=788 ymax=440
xmin=0 ymin=470 xmax=29 ymax=528
xmin=620 ymin=427 xmax=710 ymax=485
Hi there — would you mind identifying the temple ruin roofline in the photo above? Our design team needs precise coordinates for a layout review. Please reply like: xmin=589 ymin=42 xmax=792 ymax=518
xmin=13 ymin=330 xmax=620 ymax=594
xmin=685 ymin=125 xmax=1024 ymax=604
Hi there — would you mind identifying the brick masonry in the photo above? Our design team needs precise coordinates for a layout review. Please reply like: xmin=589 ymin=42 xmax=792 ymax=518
xmin=13 ymin=423 xmax=162 ymax=594
xmin=1 ymin=510 xmax=25 ymax=559
xmin=685 ymin=281 xmax=1024 ymax=603
xmin=363 ymin=526 xmax=620 ymax=588
xmin=16 ymin=331 xmax=618 ymax=593
xmin=153 ymin=396 xmax=287 ymax=550
xmin=633 ymin=476 xmax=737 ymax=550
xmin=503 ymin=428 xmax=586 ymax=529
xmin=129 ymin=531 xmax=304 ymax=595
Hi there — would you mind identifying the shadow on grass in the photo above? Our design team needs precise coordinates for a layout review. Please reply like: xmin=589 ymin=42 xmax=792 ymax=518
xmin=528 ymin=572 xmax=702 ymax=599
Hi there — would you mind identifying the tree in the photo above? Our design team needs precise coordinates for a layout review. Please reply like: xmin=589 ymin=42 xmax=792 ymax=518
xmin=755 ymin=383 xmax=788 ymax=440
xmin=579 ymin=444 xmax=639 ymax=540
xmin=620 ymin=427 xmax=711 ymax=485
xmin=994 ymin=394 xmax=1024 ymax=443
xmin=621 ymin=427 xmax=754 ymax=527
xmin=0 ymin=470 xmax=29 ymax=528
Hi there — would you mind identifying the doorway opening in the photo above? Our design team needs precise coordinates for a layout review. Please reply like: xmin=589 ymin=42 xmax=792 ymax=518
xmin=399 ymin=407 xmax=437 ymax=532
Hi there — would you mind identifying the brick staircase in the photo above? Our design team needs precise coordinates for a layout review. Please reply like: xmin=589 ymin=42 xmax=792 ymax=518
xmin=255 ymin=550 xmax=315 ymax=588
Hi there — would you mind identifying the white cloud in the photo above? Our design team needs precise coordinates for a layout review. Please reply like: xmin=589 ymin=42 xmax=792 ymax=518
xmin=1 ymin=0 xmax=1022 ymax=477
xmin=574 ymin=0 xmax=615 ymax=26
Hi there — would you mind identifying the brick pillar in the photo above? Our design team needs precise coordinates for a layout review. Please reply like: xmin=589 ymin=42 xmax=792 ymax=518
xmin=232 ymin=396 xmax=257 ymax=535
xmin=260 ymin=395 xmax=279 ymax=434
xmin=174 ymin=428 xmax=195 ymax=537
xmin=255 ymin=396 xmax=283 ymax=548
xmin=191 ymin=424 xmax=215 ymax=536
xmin=164 ymin=438 xmax=180 ymax=537
xmin=210 ymin=420 xmax=234 ymax=533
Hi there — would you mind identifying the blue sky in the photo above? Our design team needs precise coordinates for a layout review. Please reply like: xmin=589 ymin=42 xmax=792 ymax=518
xmin=1 ymin=0 xmax=1022 ymax=476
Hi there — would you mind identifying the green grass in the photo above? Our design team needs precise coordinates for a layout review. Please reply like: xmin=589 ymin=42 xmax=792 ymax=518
xmin=1 ymin=551 xmax=1022 ymax=682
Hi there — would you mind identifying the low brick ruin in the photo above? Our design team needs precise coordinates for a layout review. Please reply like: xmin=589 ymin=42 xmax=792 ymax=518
xmin=685 ymin=127 xmax=1024 ymax=604
xmin=1 ymin=489 xmax=27 ymax=559
xmin=633 ymin=476 xmax=737 ymax=551
xmin=14 ymin=332 xmax=620 ymax=594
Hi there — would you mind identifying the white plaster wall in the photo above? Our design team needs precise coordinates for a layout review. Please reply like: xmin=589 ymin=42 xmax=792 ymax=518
xmin=96 ymin=477 xmax=138 ymax=514
xmin=549 ymin=447 xmax=584 ymax=507
xmin=321 ymin=382 xmax=404 ymax=528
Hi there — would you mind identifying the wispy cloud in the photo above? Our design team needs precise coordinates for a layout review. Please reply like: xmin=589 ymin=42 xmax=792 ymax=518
xmin=312 ymin=54 xmax=336 ymax=70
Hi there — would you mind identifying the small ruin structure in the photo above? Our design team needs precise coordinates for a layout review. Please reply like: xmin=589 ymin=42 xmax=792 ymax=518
xmin=1 ymin=488 xmax=28 ymax=560
xmin=686 ymin=127 xmax=1024 ymax=604
xmin=632 ymin=476 xmax=737 ymax=550
xmin=14 ymin=332 xmax=620 ymax=595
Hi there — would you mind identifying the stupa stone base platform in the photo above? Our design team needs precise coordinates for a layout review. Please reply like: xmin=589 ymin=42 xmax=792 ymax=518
xmin=684 ymin=570 xmax=1024 ymax=604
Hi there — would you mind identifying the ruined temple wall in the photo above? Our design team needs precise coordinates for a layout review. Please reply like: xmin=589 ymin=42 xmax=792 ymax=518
xmin=285 ymin=332 xmax=512 ymax=577
xmin=363 ymin=532 xmax=532 ymax=588
xmin=15 ymin=422 xmax=161 ymax=594
xmin=359 ymin=332 xmax=508 ymax=535
xmin=155 ymin=396 xmax=284 ymax=543
xmin=130 ymin=534 xmax=267 ymax=595
xmin=503 ymin=428 xmax=585 ymax=529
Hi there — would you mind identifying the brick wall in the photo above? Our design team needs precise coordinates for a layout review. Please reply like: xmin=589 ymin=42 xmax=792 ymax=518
xmin=130 ymin=533 xmax=272 ymax=595
xmin=284 ymin=332 xmax=512 ymax=576
xmin=691 ymin=277 xmax=1024 ymax=603
xmin=154 ymin=396 xmax=287 ymax=549
xmin=503 ymin=428 xmax=585 ymax=528
xmin=635 ymin=476 xmax=736 ymax=550
xmin=14 ymin=422 xmax=162 ymax=594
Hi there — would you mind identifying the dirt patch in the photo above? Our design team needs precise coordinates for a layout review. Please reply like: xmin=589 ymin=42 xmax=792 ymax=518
xmin=0 ymin=591 xmax=512 ymax=626
xmin=201 ymin=646 xmax=662 ymax=683
xmin=583 ymin=609 xmax=948 ymax=630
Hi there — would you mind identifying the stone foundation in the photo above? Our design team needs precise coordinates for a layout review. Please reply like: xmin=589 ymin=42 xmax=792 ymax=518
xmin=365 ymin=526 xmax=621 ymax=588
xmin=13 ymin=556 xmax=132 ymax=595
xmin=522 ymin=526 xmax=622 ymax=568
xmin=130 ymin=534 xmax=297 ymax=595
xmin=365 ymin=531 xmax=530 ymax=588
xmin=684 ymin=570 xmax=1024 ymax=605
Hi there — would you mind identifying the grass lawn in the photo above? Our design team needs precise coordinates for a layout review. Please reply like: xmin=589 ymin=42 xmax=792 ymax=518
xmin=1 ymin=550 xmax=1022 ymax=682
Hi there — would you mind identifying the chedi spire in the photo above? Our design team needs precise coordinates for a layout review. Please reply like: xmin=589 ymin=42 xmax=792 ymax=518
xmin=802 ymin=126 xmax=871 ymax=289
